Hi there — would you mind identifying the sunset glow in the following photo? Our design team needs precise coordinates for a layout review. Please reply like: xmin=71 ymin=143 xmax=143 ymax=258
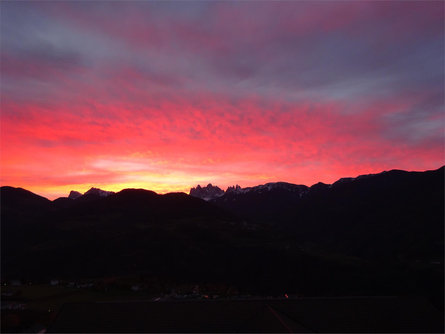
xmin=1 ymin=1 xmax=443 ymax=199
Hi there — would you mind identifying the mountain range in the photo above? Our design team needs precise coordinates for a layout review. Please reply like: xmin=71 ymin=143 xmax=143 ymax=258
xmin=1 ymin=166 xmax=443 ymax=308
xmin=67 ymin=187 xmax=114 ymax=200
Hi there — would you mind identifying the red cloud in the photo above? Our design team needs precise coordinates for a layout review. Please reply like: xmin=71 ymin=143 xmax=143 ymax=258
xmin=1 ymin=2 xmax=443 ymax=199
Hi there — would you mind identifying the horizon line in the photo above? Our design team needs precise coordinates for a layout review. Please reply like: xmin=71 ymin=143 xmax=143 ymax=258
xmin=2 ymin=165 xmax=443 ymax=201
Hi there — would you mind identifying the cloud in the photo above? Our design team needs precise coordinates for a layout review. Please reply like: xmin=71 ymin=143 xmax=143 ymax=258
xmin=1 ymin=1 xmax=443 ymax=199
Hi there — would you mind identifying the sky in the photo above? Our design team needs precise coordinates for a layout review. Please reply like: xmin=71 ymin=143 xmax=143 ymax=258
xmin=1 ymin=1 xmax=444 ymax=199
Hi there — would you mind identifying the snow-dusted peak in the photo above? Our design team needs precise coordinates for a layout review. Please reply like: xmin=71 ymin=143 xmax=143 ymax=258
xmin=225 ymin=182 xmax=308 ymax=195
xmin=84 ymin=187 xmax=115 ymax=197
xmin=256 ymin=182 xmax=308 ymax=192
xmin=330 ymin=173 xmax=376 ymax=188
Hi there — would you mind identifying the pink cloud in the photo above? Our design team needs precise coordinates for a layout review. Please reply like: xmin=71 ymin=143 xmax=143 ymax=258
xmin=1 ymin=1 xmax=443 ymax=199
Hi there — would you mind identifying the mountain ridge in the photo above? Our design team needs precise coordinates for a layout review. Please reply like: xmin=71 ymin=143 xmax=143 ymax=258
xmin=1 ymin=166 xmax=442 ymax=202
xmin=190 ymin=166 xmax=444 ymax=201
xmin=1 ymin=166 xmax=443 ymax=310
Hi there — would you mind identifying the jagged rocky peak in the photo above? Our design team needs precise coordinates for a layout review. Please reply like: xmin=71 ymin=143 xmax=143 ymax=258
xmin=84 ymin=187 xmax=115 ymax=197
xmin=193 ymin=181 xmax=310 ymax=200
xmin=68 ymin=191 xmax=82 ymax=200
xmin=189 ymin=183 xmax=225 ymax=201
xmin=226 ymin=185 xmax=242 ymax=194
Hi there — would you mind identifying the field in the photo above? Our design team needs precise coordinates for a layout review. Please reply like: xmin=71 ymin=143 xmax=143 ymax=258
xmin=48 ymin=297 xmax=444 ymax=333
xmin=1 ymin=281 xmax=161 ymax=333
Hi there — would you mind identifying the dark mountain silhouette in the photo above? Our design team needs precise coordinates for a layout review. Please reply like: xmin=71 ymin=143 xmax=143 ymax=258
xmin=1 ymin=166 xmax=443 ymax=310
xmin=210 ymin=167 xmax=444 ymax=237
xmin=210 ymin=182 xmax=309 ymax=224
xmin=1 ymin=187 xmax=247 ymax=283
xmin=52 ymin=196 xmax=74 ymax=209
xmin=0 ymin=186 xmax=52 ymax=213
xmin=68 ymin=190 xmax=82 ymax=199
xmin=52 ymin=187 xmax=116 ymax=209
xmin=288 ymin=168 xmax=444 ymax=260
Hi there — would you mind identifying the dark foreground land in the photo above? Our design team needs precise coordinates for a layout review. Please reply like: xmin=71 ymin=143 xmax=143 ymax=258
xmin=1 ymin=167 xmax=444 ymax=332
xmin=48 ymin=297 xmax=443 ymax=333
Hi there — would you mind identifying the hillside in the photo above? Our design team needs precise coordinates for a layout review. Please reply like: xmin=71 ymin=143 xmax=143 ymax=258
xmin=1 ymin=167 xmax=443 ymax=309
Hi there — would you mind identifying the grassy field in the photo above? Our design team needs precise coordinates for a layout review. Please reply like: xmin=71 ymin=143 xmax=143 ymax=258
xmin=47 ymin=297 xmax=444 ymax=333
xmin=1 ymin=282 xmax=160 ymax=332
xmin=2 ymin=281 xmax=443 ymax=333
